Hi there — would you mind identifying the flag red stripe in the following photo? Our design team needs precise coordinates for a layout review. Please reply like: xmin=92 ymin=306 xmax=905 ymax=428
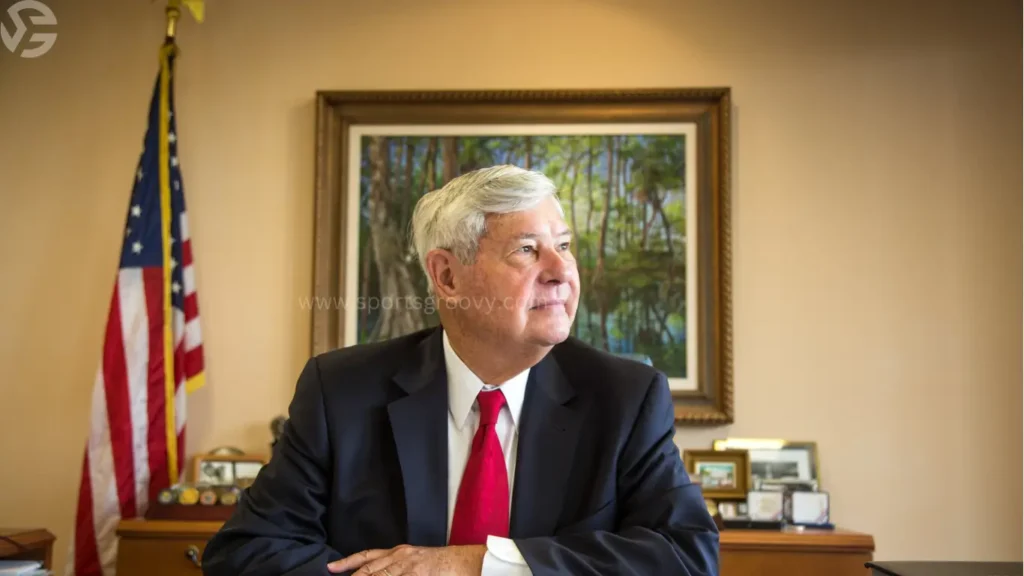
xmin=102 ymin=282 xmax=137 ymax=519
xmin=73 ymin=451 xmax=101 ymax=575
xmin=185 ymin=345 xmax=204 ymax=378
xmin=143 ymin=267 xmax=169 ymax=503
xmin=181 ymin=239 xmax=193 ymax=268
xmin=184 ymin=293 xmax=199 ymax=322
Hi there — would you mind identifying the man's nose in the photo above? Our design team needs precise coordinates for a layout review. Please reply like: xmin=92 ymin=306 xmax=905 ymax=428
xmin=538 ymin=247 xmax=574 ymax=284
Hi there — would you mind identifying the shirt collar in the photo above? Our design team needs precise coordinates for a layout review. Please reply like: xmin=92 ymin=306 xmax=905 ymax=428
xmin=442 ymin=329 xmax=529 ymax=432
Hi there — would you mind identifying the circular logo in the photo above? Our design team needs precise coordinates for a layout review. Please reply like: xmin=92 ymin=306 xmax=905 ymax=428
xmin=1 ymin=0 xmax=57 ymax=58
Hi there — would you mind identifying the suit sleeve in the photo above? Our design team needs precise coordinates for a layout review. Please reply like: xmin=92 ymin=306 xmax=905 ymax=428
xmin=201 ymin=357 xmax=342 ymax=576
xmin=512 ymin=373 xmax=720 ymax=576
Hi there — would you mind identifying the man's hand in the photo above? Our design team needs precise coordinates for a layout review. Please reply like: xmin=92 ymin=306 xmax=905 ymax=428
xmin=327 ymin=544 xmax=486 ymax=576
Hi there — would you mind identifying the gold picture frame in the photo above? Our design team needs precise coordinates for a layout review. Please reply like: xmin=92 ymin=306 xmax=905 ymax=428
xmin=312 ymin=88 xmax=733 ymax=425
xmin=683 ymin=448 xmax=750 ymax=499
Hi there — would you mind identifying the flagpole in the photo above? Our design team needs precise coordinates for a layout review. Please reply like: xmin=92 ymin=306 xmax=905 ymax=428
xmin=159 ymin=0 xmax=203 ymax=488
xmin=156 ymin=8 xmax=179 ymax=485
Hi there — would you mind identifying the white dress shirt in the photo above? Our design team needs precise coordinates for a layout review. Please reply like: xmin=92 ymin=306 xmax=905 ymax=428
xmin=443 ymin=330 xmax=533 ymax=576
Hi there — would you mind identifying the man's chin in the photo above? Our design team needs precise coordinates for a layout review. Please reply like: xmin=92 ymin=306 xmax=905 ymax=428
xmin=526 ymin=321 xmax=572 ymax=346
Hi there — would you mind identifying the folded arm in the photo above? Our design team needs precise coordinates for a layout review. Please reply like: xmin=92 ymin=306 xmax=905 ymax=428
xmin=513 ymin=373 xmax=720 ymax=576
xmin=201 ymin=358 xmax=341 ymax=576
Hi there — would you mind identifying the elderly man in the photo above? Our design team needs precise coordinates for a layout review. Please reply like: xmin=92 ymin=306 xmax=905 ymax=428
xmin=201 ymin=165 xmax=719 ymax=576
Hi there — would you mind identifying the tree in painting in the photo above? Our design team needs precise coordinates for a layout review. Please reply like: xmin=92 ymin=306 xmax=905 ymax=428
xmin=357 ymin=133 xmax=688 ymax=379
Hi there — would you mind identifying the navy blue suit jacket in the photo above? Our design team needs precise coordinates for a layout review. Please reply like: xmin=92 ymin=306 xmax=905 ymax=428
xmin=201 ymin=327 xmax=719 ymax=575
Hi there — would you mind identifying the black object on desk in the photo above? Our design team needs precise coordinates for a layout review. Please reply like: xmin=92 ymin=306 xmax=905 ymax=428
xmin=866 ymin=561 xmax=1023 ymax=576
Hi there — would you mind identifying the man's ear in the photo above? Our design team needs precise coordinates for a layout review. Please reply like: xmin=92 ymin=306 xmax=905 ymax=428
xmin=424 ymin=249 xmax=460 ymax=300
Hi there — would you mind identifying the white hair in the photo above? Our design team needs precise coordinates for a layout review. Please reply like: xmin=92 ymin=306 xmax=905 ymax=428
xmin=410 ymin=164 xmax=562 ymax=286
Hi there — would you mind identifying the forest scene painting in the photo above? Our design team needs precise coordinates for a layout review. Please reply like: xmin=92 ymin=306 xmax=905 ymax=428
xmin=349 ymin=130 xmax=695 ymax=382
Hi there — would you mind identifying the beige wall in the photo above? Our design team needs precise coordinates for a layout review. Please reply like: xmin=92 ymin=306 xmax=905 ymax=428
xmin=1 ymin=0 xmax=1020 ymax=571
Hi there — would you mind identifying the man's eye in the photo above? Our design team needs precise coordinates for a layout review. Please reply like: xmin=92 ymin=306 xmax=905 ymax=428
xmin=519 ymin=246 xmax=535 ymax=254
xmin=559 ymin=242 xmax=571 ymax=251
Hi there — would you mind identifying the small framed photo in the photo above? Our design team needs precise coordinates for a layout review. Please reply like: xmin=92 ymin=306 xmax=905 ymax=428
xmin=717 ymin=501 xmax=741 ymax=520
xmin=791 ymin=491 xmax=830 ymax=526
xmin=683 ymin=449 xmax=750 ymax=499
xmin=196 ymin=460 xmax=234 ymax=486
xmin=192 ymin=454 xmax=268 ymax=488
xmin=233 ymin=461 xmax=264 ymax=487
xmin=748 ymin=490 xmax=785 ymax=521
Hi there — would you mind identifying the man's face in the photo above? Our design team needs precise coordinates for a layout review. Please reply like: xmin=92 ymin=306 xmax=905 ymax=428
xmin=454 ymin=196 xmax=580 ymax=349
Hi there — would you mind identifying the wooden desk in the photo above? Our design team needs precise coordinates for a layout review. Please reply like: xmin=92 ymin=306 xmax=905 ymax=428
xmin=0 ymin=528 xmax=56 ymax=570
xmin=116 ymin=520 xmax=874 ymax=576
xmin=722 ymin=527 xmax=875 ymax=575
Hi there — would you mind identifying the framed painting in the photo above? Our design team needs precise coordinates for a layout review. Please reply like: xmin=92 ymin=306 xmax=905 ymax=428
xmin=682 ymin=448 xmax=750 ymax=500
xmin=311 ymin=89 xmax=733 ymax=424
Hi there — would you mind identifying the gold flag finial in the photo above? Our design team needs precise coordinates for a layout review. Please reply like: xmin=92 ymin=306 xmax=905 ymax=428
xmin=165 ymin=0 xmax=204 ymax=41
xmin=165 ymin=0 xmax=180 ymax=40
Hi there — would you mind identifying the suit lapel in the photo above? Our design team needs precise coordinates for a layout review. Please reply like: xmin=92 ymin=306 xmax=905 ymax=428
xmin=510 ymin=351 xmax=582 ymax=538
xmin=388 ymin=328 xmax=448 ymax=547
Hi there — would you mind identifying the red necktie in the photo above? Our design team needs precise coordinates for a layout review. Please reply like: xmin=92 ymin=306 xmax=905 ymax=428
xmin=449 ymin=389 xmax=509 ymax=545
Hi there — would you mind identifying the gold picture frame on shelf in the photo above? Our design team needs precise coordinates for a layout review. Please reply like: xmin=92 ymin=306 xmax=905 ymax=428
xmin=682 ymin=448 xmax=750 ymax=500
xmin=712 ymin=438 xmax=821 ymax=490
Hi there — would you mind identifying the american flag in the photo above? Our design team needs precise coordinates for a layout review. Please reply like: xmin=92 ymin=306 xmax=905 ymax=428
xmin=66 ymin=44 xmax=205 ymax=576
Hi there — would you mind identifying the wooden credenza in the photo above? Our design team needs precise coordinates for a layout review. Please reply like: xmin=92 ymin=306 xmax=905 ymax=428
xmin=116 ymin=519 xmax=874 ymax=575
xmin=0 ymin=528 xmax=55 ymax=570
xmin=722 ymin=527 xmax=875 ymax=575
xmin=116 ymin=520 xmax=219 ymax=576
